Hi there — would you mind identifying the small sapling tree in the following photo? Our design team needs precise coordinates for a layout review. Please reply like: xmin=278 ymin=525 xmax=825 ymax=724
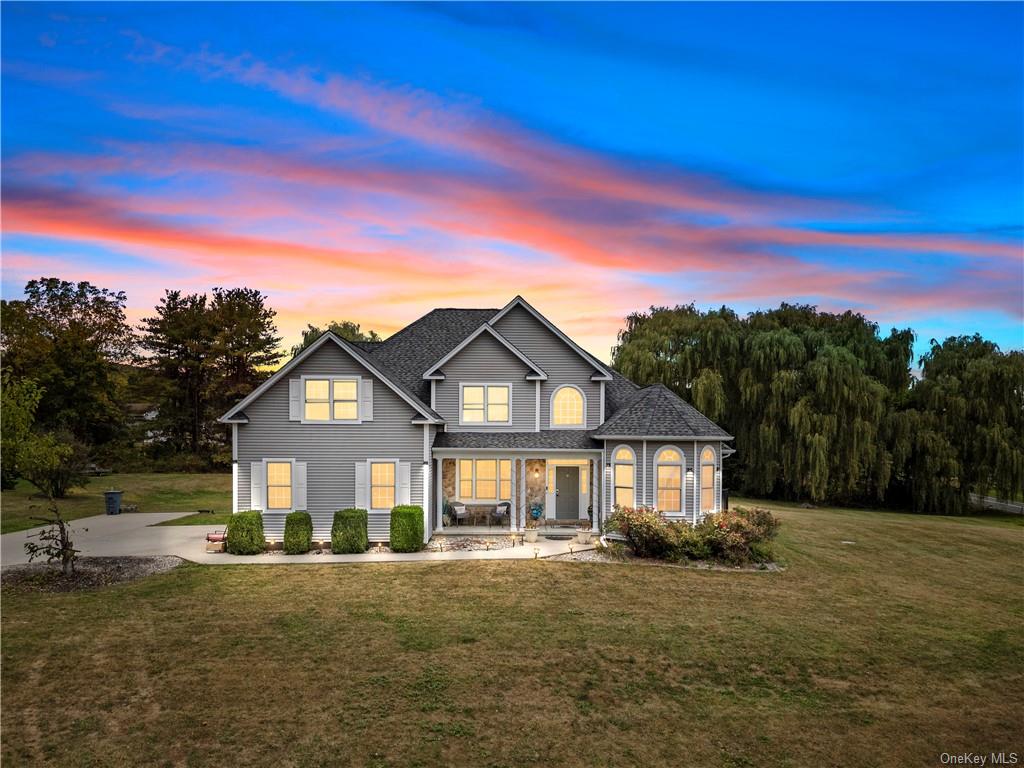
xmin=24 ymin=503 xmax=84 ymax=577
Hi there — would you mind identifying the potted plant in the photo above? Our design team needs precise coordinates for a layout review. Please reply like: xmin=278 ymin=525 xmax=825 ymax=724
xmin=524 ymin=518 xmax=540 ymax=543
xmin=575 ymin=518 xmax=593 ymax=544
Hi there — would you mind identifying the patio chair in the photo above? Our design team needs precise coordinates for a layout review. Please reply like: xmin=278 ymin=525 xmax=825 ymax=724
xmin=491 ymin=501 xmax=511 ymax=528
xmin=451 ymin=502 xmax=470 ymax=527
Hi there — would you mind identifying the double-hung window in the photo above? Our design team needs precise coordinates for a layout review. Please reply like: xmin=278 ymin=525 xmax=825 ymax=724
xmin=370 ymin=461 xmax=396 ymax=510
xmin=458 ymin=459 xmax=512 ymax=500
xmin=266 ymin=461 xmax=293 ymax=510
xmin=304 ymin=377 xmax=359 ymax=422
xmin=461 ymin=385 xmax=510 ymax=424
xmin=612 ymin=447 xmax=635 ymax=508
xmin=700 ymin=447 xmax=716 ymax=513
xmin=656 ymin=448 xmax=683 ymax=514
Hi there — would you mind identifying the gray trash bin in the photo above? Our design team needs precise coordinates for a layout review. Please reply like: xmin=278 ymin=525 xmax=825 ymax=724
xmin=104 ymin=490 xmax=123 ymax=515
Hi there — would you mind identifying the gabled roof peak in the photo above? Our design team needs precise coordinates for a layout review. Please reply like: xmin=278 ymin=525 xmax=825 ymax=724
xmin=422 ymin=322 xmax=548 ymax=380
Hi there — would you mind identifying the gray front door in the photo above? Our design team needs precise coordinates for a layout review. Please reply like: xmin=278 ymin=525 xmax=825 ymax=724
xmin=555 ymin=466 xmax=579 ymax=520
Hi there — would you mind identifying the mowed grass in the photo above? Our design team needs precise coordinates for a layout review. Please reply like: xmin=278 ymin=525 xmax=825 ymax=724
xmin=3 ymin=502 xmax=1022 ymax=767
xmin=0 ymin=473 xmax=231 ymax=533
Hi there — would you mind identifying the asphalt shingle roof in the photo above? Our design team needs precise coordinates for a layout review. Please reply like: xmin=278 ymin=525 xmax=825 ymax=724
xmin=350 ymin=305 xmax=729 ymax=440
xmin=433 ymin=430 xmax=600 ymax=450
xmin=365 ymin=309 xmax=498 ymax=402
xmin=591 ymin=384 xmax=732 ymax=439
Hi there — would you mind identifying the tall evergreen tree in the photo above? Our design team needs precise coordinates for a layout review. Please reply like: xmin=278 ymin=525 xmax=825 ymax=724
xmin=139 ymin=287 xmax=282 ymax=461
xmin=208 ymin=287 xmax=282 ymax=419
xmin=139 ymin=291 xmax=217 ymax=456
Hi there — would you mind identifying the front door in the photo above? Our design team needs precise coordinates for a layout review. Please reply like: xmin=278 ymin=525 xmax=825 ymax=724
xmin=555 ymin=466 xmax=579 ymax=520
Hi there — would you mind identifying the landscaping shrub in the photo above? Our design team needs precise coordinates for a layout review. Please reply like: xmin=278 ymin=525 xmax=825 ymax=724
xmin=701 ymin=506 xmax=781 ymax=564
xmin=608 ymin=504 xmax=781 ymax=565
xmin=226 ymin=510 xmax=265 ymax=555
xmin=332 ymin=508 xmax=368 ymax=553
xmin=283 ymin=511 xmax=313 ymax=554
xmin=389 ymin=505 xmax=424 ymax=552
xmin=607 ymin=505 xmax=677 ymax=559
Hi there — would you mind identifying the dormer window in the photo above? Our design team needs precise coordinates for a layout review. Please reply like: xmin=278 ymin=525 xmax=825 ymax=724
xmin=460 ymin=384 xmax=510 ymax=424
xmin=303 ymin=377 xmax=360 ymax=422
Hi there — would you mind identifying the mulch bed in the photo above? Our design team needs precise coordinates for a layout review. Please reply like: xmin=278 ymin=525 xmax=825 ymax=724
xmin=1 ymin=556 xmax=184 ymax=593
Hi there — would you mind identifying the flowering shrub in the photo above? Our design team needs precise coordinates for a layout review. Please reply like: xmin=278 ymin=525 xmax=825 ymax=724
xmin=699 ymin=506 xmax=781 ymax=564
xmin=608 ymin=504 xmax=780 ymax=565
xmin=607 ymin=505 xmax=677 ymax=559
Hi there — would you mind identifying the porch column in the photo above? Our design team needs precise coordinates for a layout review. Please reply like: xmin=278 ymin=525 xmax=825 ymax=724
xmin=519 ymin=458 xmax=527 ymax=529
xmin=510 ymin=457 xmax=518 ymax=532
xmin=590 ymin=458 xmax=598 ymax=532
xmin=435 ymin=457 xmax=444 ymax=531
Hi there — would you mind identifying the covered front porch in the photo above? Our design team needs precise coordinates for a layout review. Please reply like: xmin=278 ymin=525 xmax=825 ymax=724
xmin=431 ymin=451 xmax=603 ymax=536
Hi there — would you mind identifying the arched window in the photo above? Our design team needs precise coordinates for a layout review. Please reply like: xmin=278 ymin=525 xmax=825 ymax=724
xmin=551 ymin=385 xmax=585 ymax=427
xmin=700 ymin=447 xmax=716 ymax=514
xmin=655 ymin=447 xmax=683 ymax=515
xmin=611 ymin=445 xmax=635 ymax=508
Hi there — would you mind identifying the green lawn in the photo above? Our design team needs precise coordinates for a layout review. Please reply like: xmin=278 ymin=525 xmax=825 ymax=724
xmin=2 ymin=501 xmax=1022 ymax=767
xmin=0 ymin=473 xmax=231 ymax=534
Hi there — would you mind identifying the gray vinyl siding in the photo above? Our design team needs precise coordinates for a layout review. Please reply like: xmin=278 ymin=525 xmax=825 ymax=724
xmin=603 ymin=439 xmax=724 ymax=522
xmin=492 ymin=305 xmax=602 ymax=429
xmin=236 ymin=342 xmax=425 ymax=542
xmin=433 ymin=332 xmax=536 ymax=431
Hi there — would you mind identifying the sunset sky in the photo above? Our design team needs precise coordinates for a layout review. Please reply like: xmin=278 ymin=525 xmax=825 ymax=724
xmin=2 ymin=2 xmax=1022 ymax=363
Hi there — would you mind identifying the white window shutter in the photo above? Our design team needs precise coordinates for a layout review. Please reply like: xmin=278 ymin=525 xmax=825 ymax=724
xmin=359 ymin=379 xmax=373 ymax=421
xmin=399 ymin=462 xmax=411 ymax=505
xmin=249 ymin=462 xmax=265 ymax=511
xmin=294 ymin=462 xmax=307 ymax=510
xmin=289 ymin=379 xmax=302 ymax=421
xmin=355 ymin=462 xmax=368 ymax=509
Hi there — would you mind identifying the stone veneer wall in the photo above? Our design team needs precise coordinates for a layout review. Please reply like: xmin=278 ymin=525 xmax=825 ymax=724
xmin=441 ymin=458 xmax=456 ymax=502
xmin=526 ymin=459 xmax=546 ymax=513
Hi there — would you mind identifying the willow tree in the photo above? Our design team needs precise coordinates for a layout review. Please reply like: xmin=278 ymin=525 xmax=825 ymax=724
xmin=892 ymin=336 xmax=1024 ymax=513
xmin=613 ymin=303 xmax=913 ymax=506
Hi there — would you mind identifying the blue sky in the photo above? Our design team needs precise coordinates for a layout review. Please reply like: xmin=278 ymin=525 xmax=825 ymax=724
xmin=2 ymin=2 xmax=1021 ymax=360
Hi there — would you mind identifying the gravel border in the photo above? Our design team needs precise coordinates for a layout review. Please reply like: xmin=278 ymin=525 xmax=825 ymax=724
xmin=1 ymin=556 xmax=184 ymax=592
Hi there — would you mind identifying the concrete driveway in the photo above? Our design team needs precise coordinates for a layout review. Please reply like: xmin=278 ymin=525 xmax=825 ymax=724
xmin=2 ymin=513 xmax=219 ymax=566
xmin=1 ymin=513 xmax=588 ymax=565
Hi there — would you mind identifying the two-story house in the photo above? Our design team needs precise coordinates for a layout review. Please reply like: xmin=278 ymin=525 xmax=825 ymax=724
xmin=218 ymin=296 xmax=732 ymax=543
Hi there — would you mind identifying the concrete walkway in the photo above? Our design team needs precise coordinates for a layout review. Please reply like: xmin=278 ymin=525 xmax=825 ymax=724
xmin=1 ymin=513 xmax=592 ymax=566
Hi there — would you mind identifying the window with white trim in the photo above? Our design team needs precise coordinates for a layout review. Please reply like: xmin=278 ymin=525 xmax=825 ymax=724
xmin=551 ymin=385 xmax=584 ymax=426
xmin=304 ymin=377 xmax=359 ymax=422
xmin=370 ymin=461 xmax=396 ymax=510
xmin=461 ymin=385 xmax=510 ymax=424
xmin=656 ymin=448 xmax=683 ymax=514
xmin=612 ymin=446 xmax=635 ymax=508
xmin=267 ymin=461 xmax=292 ymax=510
xmin=700 ymin=447 xmax=716 ymax=513
xmin=458 ymin=459 xmax=512 ymax=500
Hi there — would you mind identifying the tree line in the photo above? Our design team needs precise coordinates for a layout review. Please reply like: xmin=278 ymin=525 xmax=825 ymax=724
xmin=2 ymin=277 xmax=1020 ymax=513
xmin=0 ymin=278 xmax=378 ymax=496
xmin=613 ymin=303 xmax=1023 ymax=514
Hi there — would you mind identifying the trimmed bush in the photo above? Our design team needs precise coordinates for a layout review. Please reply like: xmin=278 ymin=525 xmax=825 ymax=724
xmin=283 ymin=511 xmax=313 ymax=554
xmin=389 ymin=505 xmax=424 ymax=552
xmin=331 ymin=508 xmax=369 ymax=553
xmin=226 ymin=510 xmax=265 ymax=555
